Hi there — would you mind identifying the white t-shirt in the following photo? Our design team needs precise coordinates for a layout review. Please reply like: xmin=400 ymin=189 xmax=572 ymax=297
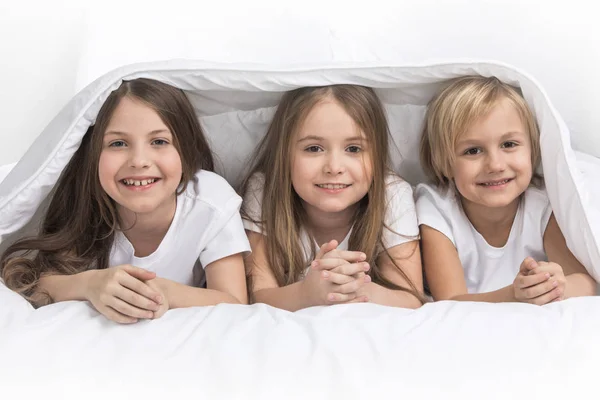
xmin=110 ymin=170 xmax=251 ymax=287
xmin=415 ymin=183 xmax=553 ymax=294
xmin=242 ymin=173 xmax=419 ymax=264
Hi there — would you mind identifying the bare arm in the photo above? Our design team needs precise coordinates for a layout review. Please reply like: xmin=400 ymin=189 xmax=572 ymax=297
xmin=543 ymin=214 xmax=597 ymax=298
xmin=38 ymin=270 xmax=98 ymax=302
xmin=421 ymin=224 xmax=517 ymax=302
xmin=157 ymin=253 xmax=248 ymax=308
xmin=245 ymin=231 xmax=314 ymax=311
xmin=364 ymin=240 xmax=424 ymax=308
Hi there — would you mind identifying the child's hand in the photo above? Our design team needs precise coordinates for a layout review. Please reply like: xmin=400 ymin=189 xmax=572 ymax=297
xmin=85 ymin=264 xmax=163 ymax=324
xmin=303 ymin=261 xmax=370 ymax=304
xmin=513 ymin=258 xmax=562 ymax=305
xmin=144 ymin=278 xmax=170 ymax=319
xmin=315 ymin=239 xmax=367 ymax=265
xmin=527 ymin=260 xmax=566 ymax=302
xmin=302 ymin=240 xmax=371 ymax=305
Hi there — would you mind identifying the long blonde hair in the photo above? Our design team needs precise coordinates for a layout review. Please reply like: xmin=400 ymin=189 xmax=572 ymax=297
xmin=1 ymin=78 xmax=214 ymax=306
xmin=420 ymin=75 xmax=541 ymax=188
xmin=241 ymin=85 xmax=423 ymax=301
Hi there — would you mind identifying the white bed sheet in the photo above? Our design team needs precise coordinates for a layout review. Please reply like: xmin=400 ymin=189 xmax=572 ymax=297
xmin=1 ymin=287 xmax=599 ymax=399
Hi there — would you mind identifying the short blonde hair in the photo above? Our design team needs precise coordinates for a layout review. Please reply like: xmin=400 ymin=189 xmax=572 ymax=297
xmin=420 ymin=76 xmax=541 ymax=187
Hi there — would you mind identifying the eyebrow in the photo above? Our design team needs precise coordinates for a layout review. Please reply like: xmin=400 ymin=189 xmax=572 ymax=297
xmin=457 ymin=131 xmax=526 ymax=146
xmin=104 ymin=129 xmax=171 ymax=137
xmin=297 ymin=135 xmax=366 ymax=143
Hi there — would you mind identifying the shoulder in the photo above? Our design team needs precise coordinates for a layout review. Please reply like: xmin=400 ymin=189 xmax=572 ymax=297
xmin=414 ymin=182 xmax=456 ymax=209
xmin=183 ymin=170 xmax=241 ymax=212
xmin=522 ymin=185 xmax=552 ymax=232
xmin=523 ymin=185 xmax=550 ymax=207
xmin=385 ymin=174 xmax=414 ymax=198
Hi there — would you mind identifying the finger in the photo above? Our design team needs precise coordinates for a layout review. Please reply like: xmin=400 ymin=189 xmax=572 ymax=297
xmin=315 ymin=240 xmax=338 ymax=260
xmin=517 ymin=272 xmax=550 ymax=289
xmin=523 ymin=278 xmax=559 ymax=299
xmin=519 ymin=257 xmax=538 ymax=274
xmin=327 ymin=291 xmax=358 ymax=303
xmin=114 ymin=286 xmax=160 ymax=311
xmin=323 ymin=250 xmax=367 ymax=263
xmin=321 ymin=270 xmax=355 ymax=285
xmin=531 ymin=286 xmax=562 ymax=306
xmin=108 ymin=297 xmax=155 ymax=320
xmin=152 ymin=308 xmax=167 ymax=319
xmin=528 ymin=264 xmax=560 ymax=277
xmin=98 ymin=306 xmax=138 ymax=324
xmin=344 ymin=295 xmax=369 ymax=304
xmin=121 ymin=265 xmax=157 ymax=281
xmin=335 ymin=275 xmax=371 ymax=294
xmin=331 ymin=262 xmax=370 ymax=276
xmin=119 ymin=274 xmax=162 ymax=304
xmin=311 ymin=257 xmax=348 ymax=271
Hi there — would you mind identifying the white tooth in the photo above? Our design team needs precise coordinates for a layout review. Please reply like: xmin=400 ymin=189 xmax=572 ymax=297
xmin=141 ymin=180 xmax=148 ymax=186
xmin=134 ymin=181 xmax=141 ymax=186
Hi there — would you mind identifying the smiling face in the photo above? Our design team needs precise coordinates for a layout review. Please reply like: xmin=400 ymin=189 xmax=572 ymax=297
xmin=451 ymin=96 xmax=533 ymax=213
xmin=98 ymin=96 xmax=183 ymax=220
xmin=290 ymin=96 xmax=373 ymax=220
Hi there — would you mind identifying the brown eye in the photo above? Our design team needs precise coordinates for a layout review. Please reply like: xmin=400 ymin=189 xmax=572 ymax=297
xmin=464 ymin=147 xmax=481 ymax=155
xmin=305 ymin=145 xmax=323 ymax=153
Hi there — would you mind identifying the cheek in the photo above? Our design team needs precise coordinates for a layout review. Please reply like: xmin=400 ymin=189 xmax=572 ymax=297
xmin=290 ymin=155 xmax=313 ymax=183
xmin=162 ymin=150 xmax=183 ymax=176
xmin=98 ymin=152 xmax=117 ymax=182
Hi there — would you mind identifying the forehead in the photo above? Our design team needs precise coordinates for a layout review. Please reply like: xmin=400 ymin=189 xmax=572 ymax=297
xmin=105 ymin=96 xmax=169 ymax=134
xmin=459 ymin=97 xmax=528 ymax=142
xmin=297 ymin=98 xmax=365 ymax=139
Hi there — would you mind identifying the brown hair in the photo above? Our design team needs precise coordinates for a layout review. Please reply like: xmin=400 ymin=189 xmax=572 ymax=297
xmin=420 ymin=75 xmax=541 ymax=188
xmin=1 ymin=78 xmax=214 ymax=306
xmin=241 ymin=85 xmax=424 ymax=302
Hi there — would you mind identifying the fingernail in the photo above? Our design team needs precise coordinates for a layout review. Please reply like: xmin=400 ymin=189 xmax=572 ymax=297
xmin=545 ymin=273 xmax=550 ymax=279
xmin=552 ymin=280 xmax=558 ymax=287
xmin=360 ymin=253 xmax=366 ymax=260
xmin=322 ymin=271 xmax=330 ymax=278
xmin=364 ymin=275 xmax=371 ymax=282
xmin=156 ymin=296 xmax=162 ymax=304
xmin=328 ymin=294 xmax=335 ymax=301
xmin=363 ymin=263 xmax=370 ymax=271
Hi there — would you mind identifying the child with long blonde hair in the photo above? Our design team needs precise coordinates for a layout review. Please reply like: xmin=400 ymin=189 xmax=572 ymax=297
xmin=417 ymin=75 xmax=596 ymax=304
xmin=1 ymin=78 xmax=250 ymax=323
xmin=241 ymin=85 xmax=425 ymax=311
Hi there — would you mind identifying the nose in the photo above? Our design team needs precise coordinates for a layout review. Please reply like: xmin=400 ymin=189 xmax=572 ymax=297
xmin=323 ymin=150 xmax=346 ymax=175
xmin=486 ymin=149 xmax=506 ymax=173
xmin=128 ymin=145 xmax=151 ymax=169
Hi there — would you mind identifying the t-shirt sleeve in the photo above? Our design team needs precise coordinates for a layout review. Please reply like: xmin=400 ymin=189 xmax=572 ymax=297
xmin=414 ymin=183 xmax=456 ymax=246
xmin=199 ymin=195 xmax=252 ymax=269
xmin=241 ymin=173 xmax=265 ymax=235
xmin=381 ymin=177 xmax=420 ymax=250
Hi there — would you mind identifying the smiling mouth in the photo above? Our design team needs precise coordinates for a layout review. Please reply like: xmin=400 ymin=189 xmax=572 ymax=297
xmin=478 ymin=178 xmax=513 ymax=187
xmin=316 ymin=184 xmax=351 ymax=189
xmin=121 ymin=178 xmax=159 ymax=187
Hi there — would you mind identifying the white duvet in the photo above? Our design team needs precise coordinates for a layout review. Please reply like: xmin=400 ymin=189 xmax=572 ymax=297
xmin=1 ymin=60 xmax=599 ymax=399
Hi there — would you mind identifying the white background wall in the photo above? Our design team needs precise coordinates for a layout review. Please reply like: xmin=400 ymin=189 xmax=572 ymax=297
xmin=1 ymin=0 xmax=599 ymax=165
